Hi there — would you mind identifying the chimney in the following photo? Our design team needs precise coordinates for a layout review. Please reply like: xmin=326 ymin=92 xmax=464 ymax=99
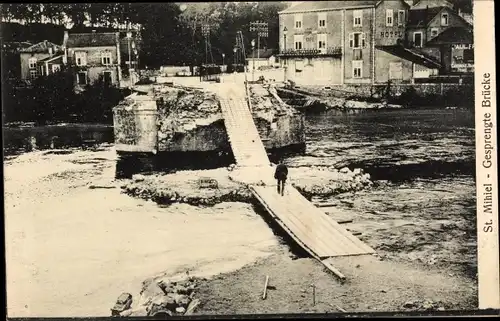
xmin=48 ymin=47 xmax=53 ymax=56
xmin=91 ymin=29 xmax=97 ymax=43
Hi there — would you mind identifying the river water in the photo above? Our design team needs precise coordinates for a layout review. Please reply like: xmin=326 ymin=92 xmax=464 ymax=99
xmin=287 ymin=107 xmax=477 ymax=278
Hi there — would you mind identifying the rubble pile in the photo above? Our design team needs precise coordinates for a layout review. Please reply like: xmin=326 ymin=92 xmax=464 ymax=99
xmin=122 ymin=166 xmax=374 ymax=206
xmin=290 ymin=166 xmax=373 ymax=198
xmin=124 ymin=278 xmax=202 ymax=317
xmin=310 ymin=97 xmax=402 ymax=110
xmin=249 ymin=84 xmax=298 ymax=122
xmin=401 ymin=299 xmax=448 ymax=312
xmin=155 ymin=86 xmax=222 ymax=146
xmin=122 ymin=168 xmax=254 ymax=206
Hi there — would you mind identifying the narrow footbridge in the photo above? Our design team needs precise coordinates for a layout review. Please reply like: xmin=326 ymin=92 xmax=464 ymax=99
xmin=213 ymin=82 xmax=375 ymax=280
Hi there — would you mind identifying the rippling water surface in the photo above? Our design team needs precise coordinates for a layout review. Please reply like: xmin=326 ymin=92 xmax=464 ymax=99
xmin=287 ymin=107 xmax=477 ymax=277
xmin=289 ymin=108 xmax=475 ymax=180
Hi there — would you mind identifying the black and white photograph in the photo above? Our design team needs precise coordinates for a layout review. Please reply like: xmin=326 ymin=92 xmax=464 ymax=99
xmin=2 ymin=0 xmax=499 ymax=318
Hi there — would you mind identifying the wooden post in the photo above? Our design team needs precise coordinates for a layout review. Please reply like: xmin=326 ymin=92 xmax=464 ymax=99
xmin=311 ymin=284 xmax=316 ymax=306
xmin=262 ymin=275 xmax=269 ymax=300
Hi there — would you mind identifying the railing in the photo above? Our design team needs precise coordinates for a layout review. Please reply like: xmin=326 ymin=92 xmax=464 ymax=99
xmin=279 ymin=47 xmax=342 ymax=57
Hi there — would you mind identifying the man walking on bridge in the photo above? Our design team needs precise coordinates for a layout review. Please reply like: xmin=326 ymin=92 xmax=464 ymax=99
xmin=274 ymin=159 xmax=288 ymax=196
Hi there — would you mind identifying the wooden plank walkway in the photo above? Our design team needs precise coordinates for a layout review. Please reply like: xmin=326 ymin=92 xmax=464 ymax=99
xmin=213 ymin=83 xmax=375 ymax=279
xmin=251 ymin=186 xmax=375 ymax=258
xmin=216 ymin=84 xmax=270 ymax=167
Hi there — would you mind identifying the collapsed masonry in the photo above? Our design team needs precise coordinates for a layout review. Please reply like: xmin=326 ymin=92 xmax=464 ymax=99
xmin=113 ymin=83 xmax=305 ymax=155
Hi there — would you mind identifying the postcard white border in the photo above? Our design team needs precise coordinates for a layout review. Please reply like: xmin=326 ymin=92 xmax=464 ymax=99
xmin=473 ymin=0 xmax=500 ymax=310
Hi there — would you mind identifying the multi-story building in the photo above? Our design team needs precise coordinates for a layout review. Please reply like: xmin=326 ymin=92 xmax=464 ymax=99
xmin=426 ymin=26 xmax=473 ymax=74
xmin=406 ymin=5 xmax=471 ymax=48
xmin=278 ymin=0 xmax=441 ymax=86
xmin=19 ymin=40 xmax=62 ymax=80
xmin=405 ymin=3 xmax=472 ymax=75
xmin=62 ymin=30 xmax=123 ymax=90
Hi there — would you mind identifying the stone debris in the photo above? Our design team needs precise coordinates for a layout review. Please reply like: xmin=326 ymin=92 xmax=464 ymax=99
xmin=122 ymin=166 xmax=373 ymax=206
xmin=402 ymin=299 xmax=448 ymax=311
xmin=128 ymin=277 xmax=201 ymax=317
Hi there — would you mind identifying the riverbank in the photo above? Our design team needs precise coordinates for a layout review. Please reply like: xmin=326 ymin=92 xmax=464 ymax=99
xmin=194 ymin=252 xmax=476 ymax=315
xmin=276 ymin=82 xmax=474 ymax=111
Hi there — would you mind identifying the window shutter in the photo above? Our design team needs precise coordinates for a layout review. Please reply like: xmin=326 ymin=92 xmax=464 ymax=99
xmin=362 ymin=33 xmax=366 ymax=48
xmin=349 ymin=33 xmax=354 ymax=48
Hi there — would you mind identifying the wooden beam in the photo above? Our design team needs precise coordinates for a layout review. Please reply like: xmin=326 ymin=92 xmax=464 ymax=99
xmin=262 ymin=275 xmax=269 ymax=300
xmin=337 ymin=219 xmax=353 ymax=224
xmin=314 ymin=202 xmax=338 ymax=208
xmin=321 ymin=258 xmax=346 ymax=281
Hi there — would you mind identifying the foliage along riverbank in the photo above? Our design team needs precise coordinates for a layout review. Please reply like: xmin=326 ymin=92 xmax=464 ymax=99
xmin=2 ymin=68 xmax=130 ymax=125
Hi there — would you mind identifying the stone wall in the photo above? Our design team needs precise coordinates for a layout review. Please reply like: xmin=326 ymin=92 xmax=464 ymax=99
xmin=298 ymin=83 xmax=474 ymax=100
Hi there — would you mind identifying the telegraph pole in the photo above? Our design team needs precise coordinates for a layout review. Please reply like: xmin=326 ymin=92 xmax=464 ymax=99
xmin=249 ymin=21 xmax=269 ymax=67
xmin=201 ymin=24 xmax=210 ymax=65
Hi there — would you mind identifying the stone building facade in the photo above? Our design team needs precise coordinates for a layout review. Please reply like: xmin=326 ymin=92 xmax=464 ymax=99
xmin=63 ymin=31 xmax=122 ymax=90
xmin=19 ymin=40 xmax=62 ymax=80
xmin=278 ymin=0 xmax=440 ymax=86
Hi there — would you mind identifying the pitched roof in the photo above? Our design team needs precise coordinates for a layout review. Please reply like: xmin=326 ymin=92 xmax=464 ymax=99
xmin=279 ymin=1 xmax=378 ymax=14
xmin=2 ymin=41 xmax=33 ymax=53
xmin=426 ymin=27 xmax=473 ymax=45
xmin=407 ymin=6 xmax=445 ymax=27
xmin=376 ymin=45 xmax=442 ymax=69
xmin=20 ymin=40 xmax=62 ymax=53
xmin=411 ymin=0 xmax=454 ymax=10
xmin=37 ymin=55 xmax=64 ymax=64
xmin=247 ymin=49 xmax=276 ymax=59
xmin=66 ymin=32 xmax=118 ymax=48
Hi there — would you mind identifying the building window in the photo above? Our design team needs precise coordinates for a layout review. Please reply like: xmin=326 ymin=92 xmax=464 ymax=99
xmin=77 ymin=72 xmax=87 ymax=85
xmin=386 ymin=9 xmax=394 ymax=27
xmin=354 ymin=10 xmax=362 ymax=27
xmin=52 ymin=64 xmax=60 ymax=73
xmin=317 ymin=33 xmax=327 ymax=51
xmin=389 ymin=62 xmax=403 ymax=80
xmin=353 ymin=60 xmax=363 ymax=78
xmin=28 ymin=57 xmax=37 ymax=69
xmin=349 ymin=32 xmax=366 ymax=49
xmin=413 ymin=32 xmax=423 ymax=48
xmin=103 ymin=71 xmax=112 ymax=86
xmin=441 ymin=13 xmax=449 ymax=26
xmin=294 ymin=14 xmax=303 ymax=29
xmin=30 ymin=69 xmax=37 ymax=79
xmin=295 ymin=59 xmax=304 ymax=72
xmin=430 ymin=28 xmax=439 ymax=38
xmin=294 ymin=34 xmax=303 ymax=50
xmin=398 ymin=10 xmax=405 ymax=26
xmin=75 ymin=51 xmax=87 ymax=66
xmin=318 ymin=13 xmax=326 ymax=28
xmin=101 ymin=52 xmax=112 ymax=66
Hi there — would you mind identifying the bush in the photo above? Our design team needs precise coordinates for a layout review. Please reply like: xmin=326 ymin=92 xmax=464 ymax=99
xmin=3 ymin=68 xmax=130 ymax=125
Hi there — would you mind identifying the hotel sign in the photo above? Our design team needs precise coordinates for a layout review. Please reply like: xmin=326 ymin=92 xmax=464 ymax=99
xmin=380 ymin=30 xmax=404 ymax=38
